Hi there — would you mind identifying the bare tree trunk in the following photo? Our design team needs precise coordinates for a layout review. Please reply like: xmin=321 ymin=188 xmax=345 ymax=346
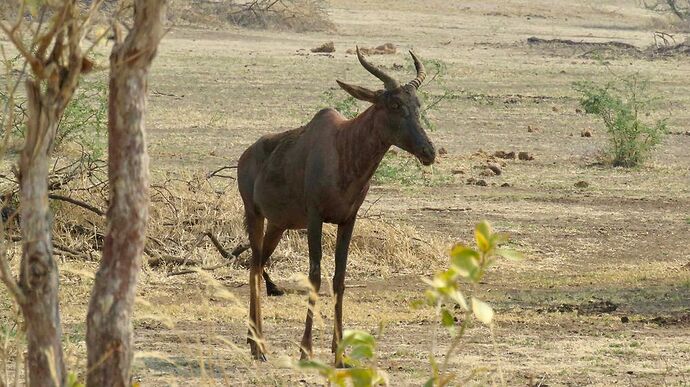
xmin=86 ymin=1 xmax=166 ymax=385
xmin=18 ymin=80 xmax=66 ymax=387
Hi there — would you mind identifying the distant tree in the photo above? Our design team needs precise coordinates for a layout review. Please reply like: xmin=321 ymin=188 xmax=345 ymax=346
xmin=644 ymin=0 xmax=690 ymax=24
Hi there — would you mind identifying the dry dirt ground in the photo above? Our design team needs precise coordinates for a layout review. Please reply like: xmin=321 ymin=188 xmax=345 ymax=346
xmin=3 ymin=0 xmax=690 ymax=386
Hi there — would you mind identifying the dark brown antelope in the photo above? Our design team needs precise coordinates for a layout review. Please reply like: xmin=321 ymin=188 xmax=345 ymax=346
xmin=237 ymin=47 xmax=435 ymax=364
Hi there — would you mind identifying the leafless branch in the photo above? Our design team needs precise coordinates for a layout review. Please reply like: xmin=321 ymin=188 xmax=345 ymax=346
xmin=48 ymin=194 xmax=105 ymax=217
xmin=206 ymin=165 xmax=238 ymax=179
xmin=0 ymin=240 xmax=25 ymax=304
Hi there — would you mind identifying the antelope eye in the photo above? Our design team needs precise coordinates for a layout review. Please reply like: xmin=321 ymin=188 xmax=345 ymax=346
xmin=390 ymin=102 xmax=400 ymax=109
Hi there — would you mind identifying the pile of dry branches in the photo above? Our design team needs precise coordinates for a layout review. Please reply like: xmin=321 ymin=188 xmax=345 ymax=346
xmin=1 ymin=157 xmax=444 ymax=280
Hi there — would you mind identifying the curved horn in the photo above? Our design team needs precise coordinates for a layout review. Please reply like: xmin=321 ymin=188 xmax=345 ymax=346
xmin=356 ymin=46 xmax=399 ymax=90
xmin=406 ymin=50 xmax=426 ymax=89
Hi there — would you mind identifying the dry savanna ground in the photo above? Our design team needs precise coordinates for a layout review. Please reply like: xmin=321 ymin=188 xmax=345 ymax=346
xmin=1 ymin=0 xmax=690 ymax=386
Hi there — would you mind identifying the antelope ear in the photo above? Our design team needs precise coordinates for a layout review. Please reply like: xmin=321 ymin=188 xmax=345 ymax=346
xmin=336 ymin=80 xmax=379 ymax=103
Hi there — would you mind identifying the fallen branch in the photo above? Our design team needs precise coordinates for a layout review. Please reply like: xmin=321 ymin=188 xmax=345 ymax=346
xmin=147 ymin=254 xmax=195 ymax=268
xmin=203 ymin=231 xmax=250 ymax=259
xmin=49 ymin=193 xmax=105 ymax=216
xmin=165 ymin=236 xmax=250 ymax=276
xmin=167 ymin=262 xmax=232 ymax=277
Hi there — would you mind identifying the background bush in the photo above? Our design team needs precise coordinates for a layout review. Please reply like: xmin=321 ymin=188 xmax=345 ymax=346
xmin=574 ymin=75 xmax=667 ymax=167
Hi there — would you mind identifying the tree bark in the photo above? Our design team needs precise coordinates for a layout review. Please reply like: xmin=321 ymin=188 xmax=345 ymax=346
xmin=85 ymin=1 xmax=166 ymax=386
xmin=18 ymin=80 xmax=67 ymax=387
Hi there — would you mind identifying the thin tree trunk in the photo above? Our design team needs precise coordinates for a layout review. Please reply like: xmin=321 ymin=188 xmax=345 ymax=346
xmin=18 ymin=80 xmax=66 ymax=387
xmin=86 ymin=1 xmax=166 ymax=385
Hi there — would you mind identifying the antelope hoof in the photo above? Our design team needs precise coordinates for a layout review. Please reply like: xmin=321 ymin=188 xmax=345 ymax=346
xmin=250 ymin=343 xmax=267 ymax=362
xmin=299 ymin=348 xmax=312 ymax=361
xmin=266 ymin=283 xmax=285 ymax=297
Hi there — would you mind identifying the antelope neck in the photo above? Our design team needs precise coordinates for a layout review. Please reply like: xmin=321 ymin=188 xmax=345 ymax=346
xmin=336 ymin=105 xmax=390 ymax=190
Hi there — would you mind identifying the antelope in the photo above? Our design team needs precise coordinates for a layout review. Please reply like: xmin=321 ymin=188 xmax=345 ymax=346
xmin=237 ymin=47 xmax=435 ymax=364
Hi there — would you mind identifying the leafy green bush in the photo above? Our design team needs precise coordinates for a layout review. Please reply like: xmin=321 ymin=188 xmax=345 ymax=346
xmin=56 ymin=80 xmax=108 ymax=159
xmin=2 ymin=78 xmax=107 ymax=159
xmin=573 ymin=76 xmax=667 ymax=167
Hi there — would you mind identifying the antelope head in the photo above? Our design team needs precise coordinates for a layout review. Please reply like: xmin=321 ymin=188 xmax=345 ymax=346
xmin=336 ymin=47 xmax=436 ymax=166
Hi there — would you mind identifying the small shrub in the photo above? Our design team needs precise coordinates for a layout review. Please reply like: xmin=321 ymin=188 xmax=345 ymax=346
xmin=298 ymin=221 xmax=522 ymax=386
xmin=298 ymin=329 xmax=387 ymax=386
xmin=573 ymin=75 xmax=667 ymax=167
xmin=420 ymin=220 xmax=523 ymax=386
xmin=3 ymin=78 xmax=107 ymax=160
xmin=321 ymin=89 xmax=360 ymax=119
xmin=56 ymin=80 xmax=108 ymax=158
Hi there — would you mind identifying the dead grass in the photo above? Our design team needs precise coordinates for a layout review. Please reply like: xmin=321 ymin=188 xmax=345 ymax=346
xmin=167 ymin=0 xmax=335 ymax=32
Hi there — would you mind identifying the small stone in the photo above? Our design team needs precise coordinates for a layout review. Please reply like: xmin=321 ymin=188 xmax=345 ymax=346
xmin=575 ymin=108 xmax=583 ymax=114
xmin=574 ymin=180 xmax=589 ymax=188
xmin=518 ymin=151 xmax=534 ymax=161
xmin=527 ymin=125 xmax=538 ymax=133
xmin=487 ymin=163 xmax=502 ymax=175
xmin=466 ymin=177 xmax=476 ymax=185
xmin=581 ymin=129 xmax=592 ymax=137
xmin=621 ymin=316 xmax=630 ymax=323
xmin=480 ymin=168 xmax=494 ymax=177
xmin=438 ymin=147 xmax=448 ymax=155
xmin=494 ymin=150 xmax=516 ymax=159
xmin=552 ymin=106 xmax=559 ymax=112
xmin=475 ymin=179 xmax=488 ymax=186
xmin=310 ymin=41 xmax=335 ymax=53
xmin=451 ymin=169 xmax=465 ymax=175
xmin=501 ymin=182 xmax=510 ymax=187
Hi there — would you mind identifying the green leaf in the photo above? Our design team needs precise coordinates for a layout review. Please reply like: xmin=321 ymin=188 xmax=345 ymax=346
xmin=471 ymin=297 xmax=494 ymax=325
xmin=496 ymin=248 xmax=524 ymax=261
xmin=450 ymin=245 xmax=480 ymax=277
xmin=342 ymin=330 xmax=375 ymax=347
xmin=338 ymin=330 xmax=376 ymax=365
xmin=440 ymin=308 xmax=455 ymax=328
xmin=350 ymin=345 xmax=374 ymax=361
xmin=475 ymin=221 xmax=492 ymax=252
xmin=424 ymin=377 xmax=435 ymax=387
xmin=349 ymin=368 xmax=375 ymax=387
